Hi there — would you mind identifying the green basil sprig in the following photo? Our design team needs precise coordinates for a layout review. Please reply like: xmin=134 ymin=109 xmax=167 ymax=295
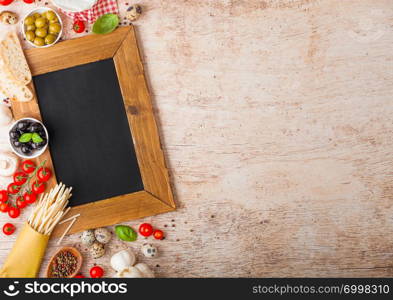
xmin=115 ymin=225 xmax=137 ymax=241
xmin=92 ymin=14 xmax=119 ymax=34
xmin=19 ymin=132 xmax=44 ymax=143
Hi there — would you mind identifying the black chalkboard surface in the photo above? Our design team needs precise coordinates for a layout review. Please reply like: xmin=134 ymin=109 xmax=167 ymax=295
xmin=33 ymin=58 xmax=144 ymax=207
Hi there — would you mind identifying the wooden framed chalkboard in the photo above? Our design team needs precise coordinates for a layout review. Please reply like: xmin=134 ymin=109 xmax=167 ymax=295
xmin=11 ymin=27 xmax=175 ymax=237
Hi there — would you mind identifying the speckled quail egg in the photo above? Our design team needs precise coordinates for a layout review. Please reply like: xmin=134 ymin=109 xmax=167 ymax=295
xmin=94 ymin=227 xmax=111 ymax=244
xmin=141 ymin=243 xmax=158 ymax=258
xmin=81 ymin=229 xmax=96 ymax=246
xmin=90 ymin=241 xmax=105 ymax=259
xmin=125 ymin=4 xmax=142 ymax=21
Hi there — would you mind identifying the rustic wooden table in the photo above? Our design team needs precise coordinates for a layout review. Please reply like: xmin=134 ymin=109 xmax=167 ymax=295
xmin=0 ymin=0 xmax=392 ymax=277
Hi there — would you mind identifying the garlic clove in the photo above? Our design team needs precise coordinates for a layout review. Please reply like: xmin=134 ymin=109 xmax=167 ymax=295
xmin=134 ymin=263 xmax=155 ymax=278
xmin=115 ymin=267 xmax=143 ymax=278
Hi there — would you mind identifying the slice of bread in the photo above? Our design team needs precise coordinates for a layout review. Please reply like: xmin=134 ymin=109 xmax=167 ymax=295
xmin=0 ymin=69 xmax=33 ymax=102
xmin=0 ymin=32 xmax=32 ymax=85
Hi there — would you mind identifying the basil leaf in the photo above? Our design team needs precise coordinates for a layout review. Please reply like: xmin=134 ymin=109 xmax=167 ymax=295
xmin=19 ymin=133 xmax=32 ymax=143
xmin=115 ymin=225 xmax=137 ymax=241
xmin=32 ymin=132 xmax=44 ymax=143
xmin=92 ymin=14 xmax=119 ymax=34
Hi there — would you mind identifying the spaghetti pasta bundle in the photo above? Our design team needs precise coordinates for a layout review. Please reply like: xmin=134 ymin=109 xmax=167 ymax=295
xmin=28 ymin=182 xmax=72 ymax=235
xmin=0 ymin=183 xmax=73 ymax=278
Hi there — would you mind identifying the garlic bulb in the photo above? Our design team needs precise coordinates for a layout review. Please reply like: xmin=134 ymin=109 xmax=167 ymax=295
xmin=0 ymin=152 xmax=18 ymax=177
xmin=110 ymin=250 xmax=136 ymax=272
xmin=115 ymin=267 xmax=143 ymax=278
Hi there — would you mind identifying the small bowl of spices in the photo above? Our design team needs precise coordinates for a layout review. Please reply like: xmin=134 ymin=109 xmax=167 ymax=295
xmin=46 ymin=247 xmax=82 ymax=278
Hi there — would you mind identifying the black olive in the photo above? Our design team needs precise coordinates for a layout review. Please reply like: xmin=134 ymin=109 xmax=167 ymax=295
xmin=21 ymin=144 xmax=32 ymax=155
xmin=28 ymin=123 xmax=43 ymax=133
xmin=36 ymin=141 xmax=46 ymax=149
xmin=9 ymin=130 xmax=20 ymax=139
xmin=17 ymin=121 xmax=29 ymax=131
xmin=12 ymin=140 xmax=22 ymax=148
xmin=38 ymin=130 xmax=46 ymax=139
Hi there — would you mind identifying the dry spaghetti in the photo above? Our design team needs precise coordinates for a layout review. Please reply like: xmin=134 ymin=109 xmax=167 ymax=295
xmin=28 ymin=183 xmax=73 ymax=235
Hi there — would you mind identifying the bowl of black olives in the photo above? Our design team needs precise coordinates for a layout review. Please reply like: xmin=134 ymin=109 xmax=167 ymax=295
xmin=9 ymin=118 xmax=49 ymax=158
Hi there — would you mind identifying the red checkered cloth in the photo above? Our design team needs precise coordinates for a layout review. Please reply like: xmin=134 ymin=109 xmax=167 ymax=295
xmin=59 ymin=0 xmax=119 ymax=24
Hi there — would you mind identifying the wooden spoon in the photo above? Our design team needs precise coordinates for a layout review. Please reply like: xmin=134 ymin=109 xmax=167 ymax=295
xmin=46 ymin=247 xmax=82 ymax=278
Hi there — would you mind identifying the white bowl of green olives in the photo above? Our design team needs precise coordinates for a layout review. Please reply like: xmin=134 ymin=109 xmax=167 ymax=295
xmin=21 ymin=7 xmax=63 ymax=48
xmin=9 ymin=118 xmax=49 ymax=159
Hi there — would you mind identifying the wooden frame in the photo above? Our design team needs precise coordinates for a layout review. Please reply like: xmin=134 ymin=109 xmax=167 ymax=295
xmin=11 ymin=26 xmax=175 ymax=237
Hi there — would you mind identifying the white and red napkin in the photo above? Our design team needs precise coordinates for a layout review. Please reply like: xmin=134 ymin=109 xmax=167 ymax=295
xmin=59 ymin=0 xmax=119 ymax=23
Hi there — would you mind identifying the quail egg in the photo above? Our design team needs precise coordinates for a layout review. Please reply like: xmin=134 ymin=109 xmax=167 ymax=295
xmin=94 ymin=227 xmax=111 ymax=244
xmin=141 ymin=243 xmax=158 ymax=258
xmin=90 ymin=241 xmax=105 ymax=259
xmin=81 ymin=229 xmax=96 ymax=246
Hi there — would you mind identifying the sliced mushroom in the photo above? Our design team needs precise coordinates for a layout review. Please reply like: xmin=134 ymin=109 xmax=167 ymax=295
xmin=0 ymin=152 xmax=18 ymax=177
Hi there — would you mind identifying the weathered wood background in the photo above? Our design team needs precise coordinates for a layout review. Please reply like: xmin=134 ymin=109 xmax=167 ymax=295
xmin=1 ymin=0 xmax=393 ymax=277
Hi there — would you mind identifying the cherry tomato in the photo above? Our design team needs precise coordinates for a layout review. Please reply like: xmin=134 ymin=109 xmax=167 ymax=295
xmin=139 ymin=223 xmax=153 ymax=237
xmin=90 ymin=266 xmax=104 ymax=278
xmin=21 ymin=160 xmax=36 ymax=174
xmin=37 ymin=167 xmax=52 ymax=182
xmin=23 ymin=191 xmax=37 ymax=204
xmin=16 ymin=196 xmax=27 ymax=209
xmin=73 ymin=20 xmax=85 ymax=33
xmin=7 ymin=183 xmax=21 ymax=195
xmin=32 ymin=181 xmax=46 ymax=194
xmin=2 ymin=223 xmax=15 ymax=235
xmin=153 ymin=229 xmax=164 ymax=240
xmin=0 ymin=190 xmax=8 ymax=203
xmin=0 ymin=0 xmax=14 ymax=5
xmin=8 ymin=207 xmax=20 ymax=219
xmin=0 ymin=202 xmax=9 ymax=213
xmin=74 ymin=274 xmax=85 ymax=278
xmin=23 ymin=0 xmax=35 ymax=3
xmin=13 ymin=172 xmax=28 ymax=185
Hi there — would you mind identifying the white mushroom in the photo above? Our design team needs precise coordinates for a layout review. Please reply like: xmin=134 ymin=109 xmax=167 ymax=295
xmin=115 ymin=267 xmax=144 ymax=278
xmin=0 ymin=152 xmax=18 ymax=177
xmin=141 ymin=243 xmax=158 ymax=258
xmin=110 ymin=250 xmax=136 ymax=272
xmin=134 ymin=263 xmax=155 ymax=278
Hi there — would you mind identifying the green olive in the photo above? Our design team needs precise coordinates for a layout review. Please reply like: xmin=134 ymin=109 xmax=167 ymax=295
xmin=33 ymin=37 xmax=45 ymax=47
xmin=49 ymin=23 xmax=61 ymax=34
xmin=24 ymin=16 xmax=35 ymax=26
xmin=26 ymin=24 xmax=36 ymax=31
xmin=44 ymin=34 xmax=56 ymax=45
xmin=49 ymin=17 xmax=59 ymax=24
xmin=35 ymin=17 xmax=47 ymax=28
xmin=45 ymin=11 xmax=56 ymax=21
xmin=32 ymin=13 xmax=42 ymax=20
xmin=25 ymin=31 xmax=35 ymax=42
xmin=35 ymin=28 xmax=47 ymax=38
